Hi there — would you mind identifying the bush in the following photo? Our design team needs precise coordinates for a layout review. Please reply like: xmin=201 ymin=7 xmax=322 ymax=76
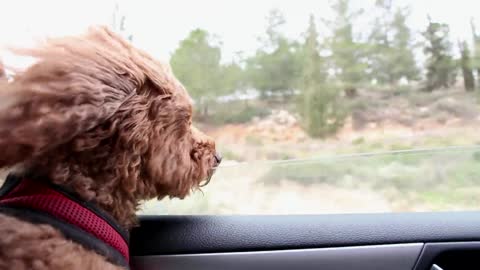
xmin=215 ymin=106 xmax=269 ymax=124
xmin=297 ymin=84 xmax=347 ymax=138
xmin=198 ymin=101 xmax=271 ymax=125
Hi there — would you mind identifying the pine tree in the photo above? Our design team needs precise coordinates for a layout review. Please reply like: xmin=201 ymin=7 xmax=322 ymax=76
xmin=471 ymin=19 xmax=480 ymax=88
xmin=390 ymin=6 xmax=419 ymax=82
xmin=459 ymin=40 xmax=475 ymax=91
xmin=299 ymin=15 xmax=344 ymax=137
xmin=246 ymin=9 xmax=302 ymax=100
xmin=368 ymin=0 xmax=418 ymax=85
xmin=265 ymin=9 xmax=287 ymax=48
xmin=422 ymin=18 xmax=456 ymax=91
xmin=170 ymin=29 xmax=224 ymax=117
xmin=327 ymin=0 xmax=368 ymax=93
xmin=368 ymin=0 xmax=392 ymax=83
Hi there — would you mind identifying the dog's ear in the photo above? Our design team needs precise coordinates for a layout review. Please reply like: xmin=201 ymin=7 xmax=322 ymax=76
xmin=0 ymin=27 xmax=146 ymax=169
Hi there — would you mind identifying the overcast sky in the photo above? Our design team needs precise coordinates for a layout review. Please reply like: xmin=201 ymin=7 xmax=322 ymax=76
xmin=1 ymin=0 xmax=479 ymax=66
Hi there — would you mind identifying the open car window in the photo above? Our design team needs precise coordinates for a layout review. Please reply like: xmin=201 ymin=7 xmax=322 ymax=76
xmin=3 ymin=2 xmax=480 ymax=269
xmin=140 ymin=146 xmax=480 ymax=215
xmin=1 ymin=0 xmax=480 ymax=218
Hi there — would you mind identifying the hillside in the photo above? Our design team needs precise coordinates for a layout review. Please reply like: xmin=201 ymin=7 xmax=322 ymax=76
xmin=138 ymin=89 xmax=480 ymax=215
xmin=205 ymin=88 xmax=480 ymax=162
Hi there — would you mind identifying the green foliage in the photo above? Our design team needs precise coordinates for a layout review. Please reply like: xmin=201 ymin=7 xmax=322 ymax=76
xmin=264 ymin=9 xmax=287 ymax=46
xmin=208 ymin=102 xmax=270 ymax=125
xmin=327 ymin=0 xmax=368 ymax=91
xmin=260 ymin=153 xmax=426 ymax=187
xmin=352 ymin=137 xmax=366 ymax=145
xmin=170 ymin=29 xmax=224 ymax=116
xmin=300 ymin=79 xmax=346 ymax=138
xmin=422 ymin=18 xmax=457 ymax=91
xmin=300 ymin=15 xmax=327 ymax=86
xmin=368 ymin=1 xmax=419 ymax=84
xmin=298 ymin=15 xmax=346 ymax=138
xmin=260 ymin=149 xmax=480 ymax=208
xmin=221 ymin=62 xmax=246 ymax=93
xmin=245 ymin=9 xmax=302 ymax=99
xmin=471 ymin=19 xmax=480 ymax=88
xmin=459 ymin=40 xmax=475 ymax=91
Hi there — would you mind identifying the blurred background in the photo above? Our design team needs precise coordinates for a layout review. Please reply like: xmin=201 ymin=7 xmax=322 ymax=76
xmin=1 ymin=0 xmax=480 ymax=215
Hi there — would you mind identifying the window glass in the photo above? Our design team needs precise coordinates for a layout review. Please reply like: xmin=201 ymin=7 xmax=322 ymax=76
xmin=140 ymin=147 xmax=480 ymax=215
xmin=1 ymin=0 xmax=479 ymax=215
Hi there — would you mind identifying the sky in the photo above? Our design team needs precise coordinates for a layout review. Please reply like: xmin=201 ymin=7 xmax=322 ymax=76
xmin=0 ymin=0 xmax=479 ymax=66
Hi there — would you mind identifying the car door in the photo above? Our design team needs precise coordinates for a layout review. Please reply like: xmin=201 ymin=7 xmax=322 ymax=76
xmin=130 ymin=146 xmax=480 ymax=270
xmin=131 ymin=213 xmax=480 ymax=270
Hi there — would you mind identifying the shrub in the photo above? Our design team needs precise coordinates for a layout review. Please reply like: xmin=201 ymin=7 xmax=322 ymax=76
xmin=297 ymin=84 xmax=347 ymax=138
xmin=199 ymin=101 xmax=271 ymax=125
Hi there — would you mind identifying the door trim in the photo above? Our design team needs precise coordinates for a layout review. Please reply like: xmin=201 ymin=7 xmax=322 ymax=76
xmin=132 ymin=243 xmax=423 ymax=270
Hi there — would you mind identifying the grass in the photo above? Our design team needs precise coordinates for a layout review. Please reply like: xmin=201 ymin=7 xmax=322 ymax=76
xmin=258 ymin=147 xmax=480 ymax=210
xmin=352 ymin=137 xmax=366 ymax=145
xmin=245 ymin=135 xmax=263 ymax=146
xmin=202 ymin=100 xmax=271 ymax=125
xmin=219 ymin=148 xmax=245 ymax=162
xmin=138 ymin=146 xmax=480 ymax=216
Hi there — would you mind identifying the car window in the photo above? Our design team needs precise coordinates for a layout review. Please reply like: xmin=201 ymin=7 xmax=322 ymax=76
xmin=1 ymin=0 xmax=479 ymax=215
xmin=140 ymin=146 xmax=480 ymax=215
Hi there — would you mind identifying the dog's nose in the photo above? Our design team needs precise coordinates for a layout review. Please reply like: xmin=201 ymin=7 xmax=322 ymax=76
xmin=214 ymin=152 xmax=222 ymax=164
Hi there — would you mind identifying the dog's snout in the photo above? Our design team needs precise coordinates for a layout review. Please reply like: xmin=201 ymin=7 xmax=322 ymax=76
xmin=214 ymin=152 xmax=222 ymax=164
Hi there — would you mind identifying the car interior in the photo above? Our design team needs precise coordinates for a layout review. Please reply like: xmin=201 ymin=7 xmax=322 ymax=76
xmin=2 ymin=1 xmax=480 ymax=269
xmin=130 ymin=213 xmax=480 ymax=270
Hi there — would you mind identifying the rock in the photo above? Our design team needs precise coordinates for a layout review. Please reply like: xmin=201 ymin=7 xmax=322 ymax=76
xmin=246 ymin=110 xmax=307 ymax=142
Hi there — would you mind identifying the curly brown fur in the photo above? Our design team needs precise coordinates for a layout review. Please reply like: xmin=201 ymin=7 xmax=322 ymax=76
xmin=0 ymin=27 xmax=218 ymax=269
xmin=0 ymin=213 xmax=120 ymax=270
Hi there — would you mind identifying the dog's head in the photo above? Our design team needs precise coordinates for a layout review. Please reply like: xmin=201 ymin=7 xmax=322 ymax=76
xmin=0 ymin=27 xmax=220 ymax=225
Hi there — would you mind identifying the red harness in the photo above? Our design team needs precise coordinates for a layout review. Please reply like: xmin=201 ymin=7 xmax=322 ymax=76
xmin=0 ymin=174 xmax=130 ymax=268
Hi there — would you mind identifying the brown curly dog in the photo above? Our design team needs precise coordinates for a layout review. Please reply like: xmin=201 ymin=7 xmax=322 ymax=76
xmin=0 ymin=27 xmax=220 ymax=269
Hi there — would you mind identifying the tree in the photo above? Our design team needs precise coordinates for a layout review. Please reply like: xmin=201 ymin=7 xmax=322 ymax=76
xmin=221 ymin=62 xmax=246 ymax=94
xmin=368 ymin=0 xmax=393 ymax=84
xmin=170 ymin=29 xmax=224 ymax=117
xmin=390 ymin=7 xmax=419 ymax=82
xmin=471 ymin=19 xmax=480 ymax=88
xmin=327 ymin=0 xmax=368 ymax=93
xmin=264 ymin=9 xmax=287 ymax=48
xmin=422 ymin=18 xmax=456 ymax=91
xmin=298 ymin=15 xmax=345 ymax=137
xmin=245 ymin=9 xmax=302 ymax=99
xmin=368 ymin=0 xmax=419 ymax=84
xmin=459 ymin=40 xmax=475 ymax=91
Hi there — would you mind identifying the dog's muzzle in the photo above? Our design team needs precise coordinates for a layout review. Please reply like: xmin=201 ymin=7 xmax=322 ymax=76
xmin=214 ymin=152 xmax=222 ymax=165
xmin=200 ymin=152 xmax=222 ymax=187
